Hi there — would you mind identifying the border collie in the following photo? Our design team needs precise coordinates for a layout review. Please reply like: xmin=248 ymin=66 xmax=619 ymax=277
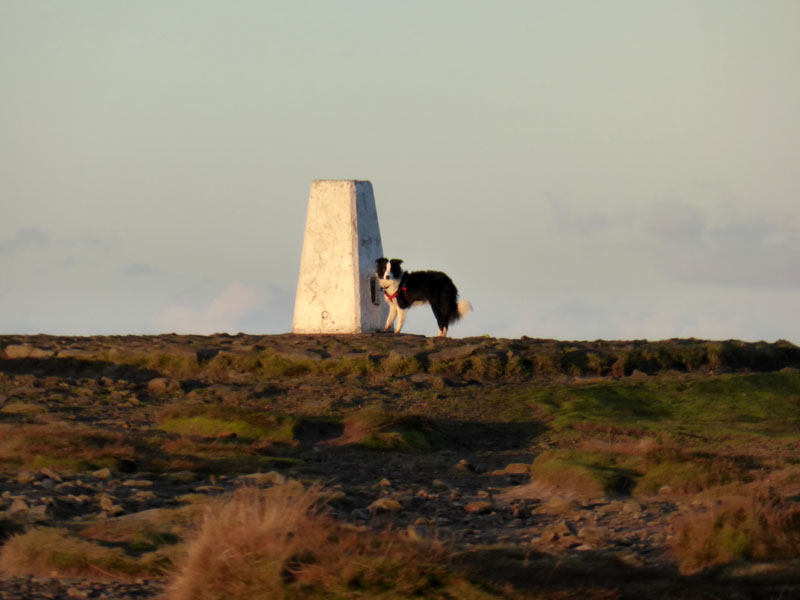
xmin=375 ymin=257 xmax=472 ymax=337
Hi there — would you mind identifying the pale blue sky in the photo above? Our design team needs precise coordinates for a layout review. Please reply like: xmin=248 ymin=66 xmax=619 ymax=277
xmin=2 ymin=1 xmax=799 ymax=341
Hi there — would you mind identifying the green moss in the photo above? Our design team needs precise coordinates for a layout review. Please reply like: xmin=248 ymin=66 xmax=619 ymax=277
xmin=343 ymin=409 xmax=439 ymax=453
xmin=515 ymin=371 xmax=800 ymax=438
xmin=156 ymin=405 xmax=296 ymax=443
xmin=28 ymin=455 xmax=119 ymax=473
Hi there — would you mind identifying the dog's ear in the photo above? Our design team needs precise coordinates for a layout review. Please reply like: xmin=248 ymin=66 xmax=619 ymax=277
xmin=390 ymin=259 xmax=403 ymax=266
xmin=376 ymin=257 xmax=387 ymax=266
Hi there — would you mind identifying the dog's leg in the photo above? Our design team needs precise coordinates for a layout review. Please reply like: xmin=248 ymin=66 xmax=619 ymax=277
xmin=383 ymin=302 xmax=397 ymax=332
xmin=394 ymin=308 xmax=409 ymax=333
xmin=439 ymin=326 xmax=448 ymax=338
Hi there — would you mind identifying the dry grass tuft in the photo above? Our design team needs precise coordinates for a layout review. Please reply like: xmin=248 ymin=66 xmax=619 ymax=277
xmin=669 ymin=488 xmax=800 ymax=574
xmin=508 ymin=450 xmax=638 ymax=500
xmin=0 ymin=422 xmax=137 ymax=473
xmin=579 ymin=437 xmax=660 ymax=457
xmin=0 ymin=527 xmax=157 ymax=579
xmin=166 ymin=483 xmax=495 ymax=600
xmin=328 ymin=407 xmax=432 ymax=452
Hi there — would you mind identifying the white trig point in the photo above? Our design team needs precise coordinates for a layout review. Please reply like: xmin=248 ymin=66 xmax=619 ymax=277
xmin=292 ymin=180 xmax=388 ymax=334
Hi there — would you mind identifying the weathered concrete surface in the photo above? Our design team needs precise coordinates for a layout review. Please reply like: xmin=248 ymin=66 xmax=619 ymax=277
xmin=293 ymin=180 xmax=388 ymax=334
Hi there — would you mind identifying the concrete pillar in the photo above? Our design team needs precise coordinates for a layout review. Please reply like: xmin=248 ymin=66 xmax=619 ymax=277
xmin=292 ymin=180 xmax=388 ymax=334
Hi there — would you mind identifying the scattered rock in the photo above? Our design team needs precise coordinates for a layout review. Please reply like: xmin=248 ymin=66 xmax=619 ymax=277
xmin=132 ymin=490 xmax=157 ymax=502
xmin=122 ymin=479 xmax=153 ymax=488
xmin=7 ymin=498 xmax=29 ymax=515
xmin=540 ymin=496 xmax=581 ymax=514
xmin=610 ymin=359 xmax=625 ymax=378
xmin=98 ymin=494 xmax=124 ymax=516
xmin=577 ymin=525 xmax=610 ymax=545
xmin=93 ymin=467 xmax=112 ymax=480
xmin=622 ymin=500 xmax=643 ymax=514
xmin=453 ymin=459 xmax=476 ymax=472
xmin=147 ymin=377 xmax=181 ymax=394
xmin=195 ymin=485 xmax=226 ymax=493
xmin=540 ymin=519 xmax=577 ymax=543
xmin=368 ymin=498 xmax=404 ymax=513
xmin=4 ymin=344 xmax=33 ymax=359
xmin=16 ymin=470 xmax=34 ymax=484
xmin=66 ymin=586 xmax=90 ymax=599
xmin=464 ymin=501 xmax=493 ymax=514
xmin=40 ymin=467 xmax=62 ymax=482
xmin=28 ymin=504 xmax=49 ymax=519
xmin=494 ymin=463 xmax=531 ymax=476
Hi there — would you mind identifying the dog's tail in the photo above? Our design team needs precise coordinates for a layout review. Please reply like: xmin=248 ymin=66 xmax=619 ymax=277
xmin=457 ymin=300 xmax=473 ymax=318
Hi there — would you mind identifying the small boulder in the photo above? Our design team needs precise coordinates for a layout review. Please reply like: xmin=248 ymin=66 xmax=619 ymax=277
xmin=7 ymin=498 xmax=30 ymax=515
xmin=540 ymin=519 xmax=576 ymax=543
xmin=540 ymin=495 xmax=581 ymax=514
xmin=147 ymin=377 xmax=181 ymax=394
xmin=4 ymin=344 xmax=33 ymax=359
xmin=122 ymin=479 xmax=153 ymax=489
xmin=577 ymin=525 xmax=610 ymax=545
xmin=622 ymin=500 xmax=643 ymax=514
xmin=40 ymin=467 xmax=62 ymax=483
xmin=464 ymin=501 xmax=493 ymax=514
xmin=368 ymin=498 xmax=403 ymax=513
xmin=16 ymin=471 xmax=34 ymax=484
xmin=92 ymin=468 xmax=112 ymax=480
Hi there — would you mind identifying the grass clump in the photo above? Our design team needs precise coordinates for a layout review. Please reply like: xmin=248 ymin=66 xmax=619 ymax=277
xmin=522 ymin=371 xmax=800 ymax=438
xmin=378 ymin=352 xmax=422 ymax=377
xmin=0 ymin=527 xmax=164 ymax=579
xmin=0 ymin=423 xmax=138 ymax=473
xmin=246 ymin=351 xmax=313 ymax=379
xmin=634 ymin=446 xmax=754 ymax=497
xmin=167 ymin=483 xmax=499 ymax=600
xmin=522 ymin=450 xmax=639 ymax=499
xmin=336 ymin=408 xmax=436 ymax=453
xmin=93 ymin=349 xmax=200 ymax=378
xmin=669 ymin=488 xmax=800 ymax=574
xmin=156 ymin=404 xmax=296 ymax=443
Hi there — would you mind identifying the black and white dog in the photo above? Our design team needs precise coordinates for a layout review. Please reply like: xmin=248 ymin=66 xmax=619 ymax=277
xmin=375 ymin=257 xmax=472 ymax=337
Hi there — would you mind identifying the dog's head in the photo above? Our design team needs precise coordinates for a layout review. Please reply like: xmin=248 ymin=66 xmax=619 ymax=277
xmin=375 ymin=257 xmax=404 ymax=286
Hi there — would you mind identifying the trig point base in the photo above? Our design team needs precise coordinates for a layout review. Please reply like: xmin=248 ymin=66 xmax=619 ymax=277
xmin=292 ymin=180 xmax=388 ymax=334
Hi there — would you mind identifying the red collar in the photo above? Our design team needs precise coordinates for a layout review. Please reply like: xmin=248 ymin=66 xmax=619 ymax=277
xmin=384 ymin=287 xmax=406 ymax=301
xmin=384 ymin=273 xmax=409 ymax=302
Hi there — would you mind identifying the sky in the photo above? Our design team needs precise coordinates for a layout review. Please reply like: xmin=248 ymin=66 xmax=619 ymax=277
xmin=2 ymin=1 xmax=799 ymax=342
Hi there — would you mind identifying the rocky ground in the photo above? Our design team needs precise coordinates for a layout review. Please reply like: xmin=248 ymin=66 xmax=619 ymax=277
xmin=1 ymin=334 xmax=799 ymax=599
